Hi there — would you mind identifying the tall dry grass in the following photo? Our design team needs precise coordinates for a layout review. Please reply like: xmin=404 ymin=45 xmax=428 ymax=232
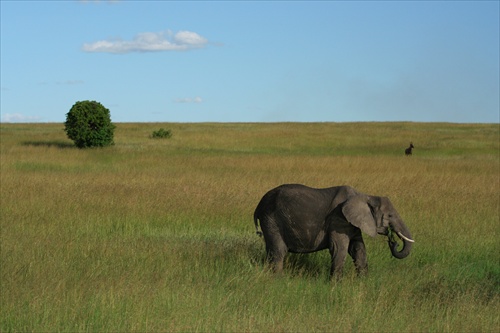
xmin=1 ymin=122 xmax=498 ymax=332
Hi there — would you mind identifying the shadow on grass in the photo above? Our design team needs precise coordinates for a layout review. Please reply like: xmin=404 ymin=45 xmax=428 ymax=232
xmin=284 ymin=252 xmax=330 ymax=278
xmin=226 ymin=236 xmax=330 ymax=279
xmin=22 ymin=140 xmax=75 ymax=149
xmin=171 ymin=232 xmax=331 ymax=279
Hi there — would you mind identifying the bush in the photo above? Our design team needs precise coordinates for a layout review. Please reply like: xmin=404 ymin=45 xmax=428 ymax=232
xmin=64 ymin=101 xmax=116 ymax=148
xmin=151 ymin=128 xmax=172 ymax=139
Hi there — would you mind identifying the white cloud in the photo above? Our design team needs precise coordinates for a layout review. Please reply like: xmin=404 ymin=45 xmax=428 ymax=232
xmin=174 ymin=31 xmax=207 ymax=46
xmin=174 ymin=97 xmax=203 ymax=104
xmin=1 ymin=113 xmax=42 ymax=123
xmin=56 ymin=80 xmax=84 ymax=85
xmin=82 ymin=30 xmax=208 ymax=54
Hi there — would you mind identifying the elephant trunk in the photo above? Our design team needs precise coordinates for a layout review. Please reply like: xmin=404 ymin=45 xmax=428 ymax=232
xmin=388 ymin=224 xmax=414 ymax=259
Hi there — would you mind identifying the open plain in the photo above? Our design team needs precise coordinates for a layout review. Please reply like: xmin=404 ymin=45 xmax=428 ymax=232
xmin=1 ymin=122 xmax=498 ymax=332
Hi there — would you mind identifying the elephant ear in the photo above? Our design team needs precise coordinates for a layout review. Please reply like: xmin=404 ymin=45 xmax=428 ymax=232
xmin=342 ymin=195 xmax=377 ymax=237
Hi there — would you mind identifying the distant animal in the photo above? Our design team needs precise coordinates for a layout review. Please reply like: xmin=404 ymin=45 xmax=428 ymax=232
xmin=253 ymin=184 xmax=414 ymax=279
xmin=405 ymin=142 xmax=414 ymax=155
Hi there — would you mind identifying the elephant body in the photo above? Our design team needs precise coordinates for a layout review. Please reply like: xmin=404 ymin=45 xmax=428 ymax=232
xmin=253 ymin=184 xmax=414 ymax=278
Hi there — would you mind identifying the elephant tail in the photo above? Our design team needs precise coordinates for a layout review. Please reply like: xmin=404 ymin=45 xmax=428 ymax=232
xmin=253 ymin=211 xmax=263 ymax=237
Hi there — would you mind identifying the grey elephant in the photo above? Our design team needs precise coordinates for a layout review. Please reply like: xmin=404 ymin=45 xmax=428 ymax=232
xmin=253 ymin=184 xmax=414 ymax=278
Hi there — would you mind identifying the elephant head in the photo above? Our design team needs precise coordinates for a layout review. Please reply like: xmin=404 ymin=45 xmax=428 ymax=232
xmin=342 ymin=195 xmax=414 ymax=259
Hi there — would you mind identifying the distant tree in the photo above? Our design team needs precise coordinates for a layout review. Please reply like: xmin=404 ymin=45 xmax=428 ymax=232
xmin=64 ymin=101 xmax=116 ymax=148
xmin=151 ymin=128 xmax=172 ymax=139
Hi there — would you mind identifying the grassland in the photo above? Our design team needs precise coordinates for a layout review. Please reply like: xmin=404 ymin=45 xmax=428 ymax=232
xmin=1 ymin=122 xmax=499 ymax=332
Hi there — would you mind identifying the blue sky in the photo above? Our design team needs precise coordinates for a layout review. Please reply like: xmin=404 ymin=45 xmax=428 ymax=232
xmin=1 ymin=0 xmax=499 ymax=123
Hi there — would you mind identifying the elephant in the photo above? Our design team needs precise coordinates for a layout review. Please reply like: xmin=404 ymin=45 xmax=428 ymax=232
xmin=253 ymin=184 xmax=414 ymax=278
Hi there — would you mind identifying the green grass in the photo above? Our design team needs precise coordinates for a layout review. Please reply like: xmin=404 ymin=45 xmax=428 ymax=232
xmin=1 ymin=122 xmax=499 ymax=332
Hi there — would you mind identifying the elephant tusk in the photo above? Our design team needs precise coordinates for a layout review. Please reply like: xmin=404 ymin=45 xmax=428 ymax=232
xmin=397 ymin=231 xmax=415 ymax=243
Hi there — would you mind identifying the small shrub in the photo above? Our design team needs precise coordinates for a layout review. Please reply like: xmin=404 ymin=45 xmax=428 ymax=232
xmin=64 ymin=101 xmax=116 ymax=148
xmin=151 ymin=128 xmax=172 ymax=139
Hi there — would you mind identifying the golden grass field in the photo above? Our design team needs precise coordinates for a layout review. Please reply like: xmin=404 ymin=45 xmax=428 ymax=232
xmin=1 ymin=122 xmax=499 ymax=332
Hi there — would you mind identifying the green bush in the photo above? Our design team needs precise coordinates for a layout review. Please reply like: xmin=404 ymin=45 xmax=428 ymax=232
xmin=151 ymin=128 xmax=172 ymax=139
xmin=64 ymin=101 xmax=116 ymax=148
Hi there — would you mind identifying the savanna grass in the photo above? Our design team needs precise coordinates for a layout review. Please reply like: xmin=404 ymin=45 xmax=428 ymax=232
xmin=1 ymin=122 xmax=499 ymax=332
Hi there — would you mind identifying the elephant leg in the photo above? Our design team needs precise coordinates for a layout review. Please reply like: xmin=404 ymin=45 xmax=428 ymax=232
xmin=348 ymin=233 xmax=368 ymax=276
xmin=265 ymin=237 xmax=287 ymax=274
xmin=329 ymin=234 xmax=349 ymax=279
